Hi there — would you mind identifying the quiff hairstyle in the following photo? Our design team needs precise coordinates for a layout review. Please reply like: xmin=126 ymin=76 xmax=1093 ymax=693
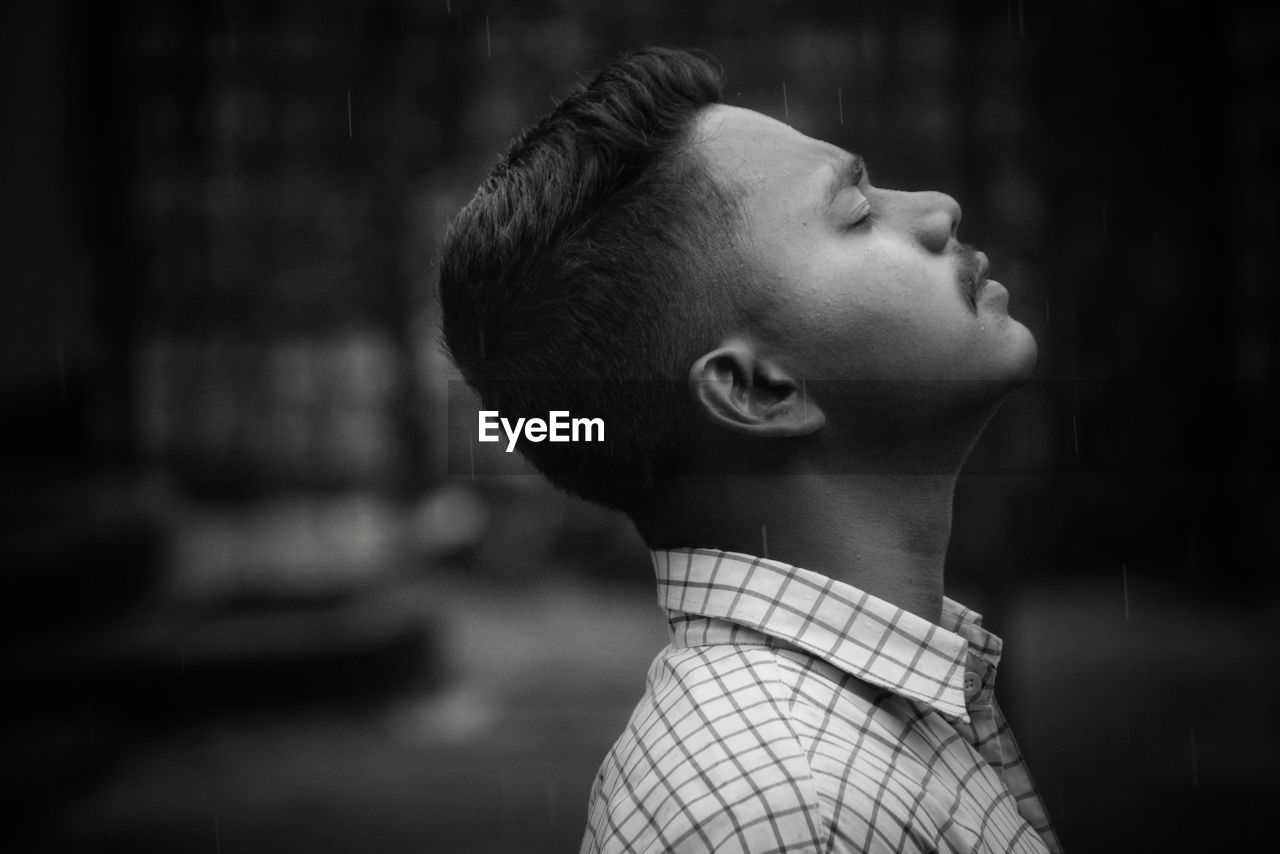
xmin=438 ymin=47 xmax=746 ymax=514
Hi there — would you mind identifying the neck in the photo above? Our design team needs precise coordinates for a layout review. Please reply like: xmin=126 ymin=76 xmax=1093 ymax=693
xmin=641 ymin=471 xmax=957 ymax=624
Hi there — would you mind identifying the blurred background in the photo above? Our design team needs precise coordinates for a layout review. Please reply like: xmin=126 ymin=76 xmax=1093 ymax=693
xmin=2 ymin=0 xmax=1276 ymax=851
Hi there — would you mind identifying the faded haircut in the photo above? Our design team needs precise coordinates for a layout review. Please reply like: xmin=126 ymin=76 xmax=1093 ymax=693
xmin=438 ymin=47 xmax=746 ymax=514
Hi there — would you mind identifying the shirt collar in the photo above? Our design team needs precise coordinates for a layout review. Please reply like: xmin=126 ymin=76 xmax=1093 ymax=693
xmin=652 ymin=548 xmax=1003 ymax=721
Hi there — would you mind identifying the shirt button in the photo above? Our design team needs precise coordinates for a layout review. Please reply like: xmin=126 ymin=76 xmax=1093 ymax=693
xmin=963 ymin=671 xmax=982 ymax=701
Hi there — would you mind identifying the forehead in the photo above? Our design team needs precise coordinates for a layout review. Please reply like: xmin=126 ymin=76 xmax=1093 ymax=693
xmin=690 ymin=104 xmax=849 ymax=199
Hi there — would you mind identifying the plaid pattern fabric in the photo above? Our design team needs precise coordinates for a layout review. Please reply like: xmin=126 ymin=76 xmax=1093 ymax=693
xmin=581 ymin=548 xmax=1062 ymax=854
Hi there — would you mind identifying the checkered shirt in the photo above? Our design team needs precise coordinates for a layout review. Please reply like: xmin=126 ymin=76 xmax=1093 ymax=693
xmin=581 ymin=548 xmax=1062 ymax=854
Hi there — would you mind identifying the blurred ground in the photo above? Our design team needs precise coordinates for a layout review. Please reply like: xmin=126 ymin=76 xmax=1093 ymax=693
xmin=33 ymin=493 xmax=667 ymax=853
xmin=14 ymin=490 xmax=1275 ymax=854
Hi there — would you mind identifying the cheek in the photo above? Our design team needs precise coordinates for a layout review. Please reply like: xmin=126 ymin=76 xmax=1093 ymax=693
xmin=833 ymin=250 xmax=950 ymax=338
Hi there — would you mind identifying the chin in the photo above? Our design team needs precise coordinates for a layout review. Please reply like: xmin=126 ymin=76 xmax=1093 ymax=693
xmin=1005 ymin=320 xmax=1039 ymax=383
xmin=959 ymin=322 xmax=1037 ymax=409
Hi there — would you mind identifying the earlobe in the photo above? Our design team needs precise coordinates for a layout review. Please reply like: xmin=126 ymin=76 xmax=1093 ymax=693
xmin=689 ymin=341 xmax=826 ymax=437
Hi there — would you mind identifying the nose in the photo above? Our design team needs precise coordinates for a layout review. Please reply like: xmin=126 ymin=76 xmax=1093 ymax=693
xmin=908 ymin=191 xmax=962 ymax=254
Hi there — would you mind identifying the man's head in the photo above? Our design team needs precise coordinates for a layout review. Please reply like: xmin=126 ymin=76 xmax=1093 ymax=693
xmin=439 ymin=47 xmax=1036 ymax=516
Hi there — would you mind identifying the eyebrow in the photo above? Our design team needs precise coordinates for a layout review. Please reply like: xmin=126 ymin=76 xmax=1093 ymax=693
xmin=824 ymin=152 xmax=868 ymax=206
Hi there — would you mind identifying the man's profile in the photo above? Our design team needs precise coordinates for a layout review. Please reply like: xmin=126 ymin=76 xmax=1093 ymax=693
xmin=439 ymin=47 xmax=1061 ymax=853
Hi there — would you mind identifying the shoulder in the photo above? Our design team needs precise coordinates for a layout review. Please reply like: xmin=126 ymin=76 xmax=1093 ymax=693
xmin=582 ymin=644 xmax=827 ymax=853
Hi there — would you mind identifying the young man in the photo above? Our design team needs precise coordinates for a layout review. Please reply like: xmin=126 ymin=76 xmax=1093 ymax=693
xmin=440 ymin=48 xmax=1061 ymax=854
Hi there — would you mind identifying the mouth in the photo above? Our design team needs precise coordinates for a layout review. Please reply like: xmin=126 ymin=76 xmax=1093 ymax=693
xmin=960 ymin=248 xmax=990 ymax=309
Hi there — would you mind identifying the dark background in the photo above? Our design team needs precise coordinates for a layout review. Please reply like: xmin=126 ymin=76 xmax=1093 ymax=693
xmin=3 ymin=1 xmax=1277 ymax=851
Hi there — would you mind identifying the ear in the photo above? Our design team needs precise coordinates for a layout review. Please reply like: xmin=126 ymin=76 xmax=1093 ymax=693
xmin=689 ymin=339 xmax=826 ymax=437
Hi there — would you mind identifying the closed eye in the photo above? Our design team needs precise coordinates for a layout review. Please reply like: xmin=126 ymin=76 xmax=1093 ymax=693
xmin=826 ymin=152 xmax=872 ymax=227
xmin=847 ymin=192 xmax=872 ymax=227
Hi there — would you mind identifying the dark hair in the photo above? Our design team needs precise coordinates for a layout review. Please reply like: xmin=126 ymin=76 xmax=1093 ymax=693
xmin=438 ymin=47 xmax=745 ymax=514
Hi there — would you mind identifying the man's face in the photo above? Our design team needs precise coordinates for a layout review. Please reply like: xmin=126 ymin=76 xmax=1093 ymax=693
xmin=692 ymin=105 xmax=1037 ymax=422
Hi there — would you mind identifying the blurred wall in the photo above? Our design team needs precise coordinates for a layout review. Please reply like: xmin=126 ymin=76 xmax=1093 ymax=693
xmin=5 ymin=0 xmax=1271 ymax=566
xmin=3 ymin=1 xmax=1277 ymax=851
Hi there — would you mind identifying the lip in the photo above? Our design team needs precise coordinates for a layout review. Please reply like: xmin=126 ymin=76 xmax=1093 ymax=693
xmin=981 ymin=279 xmax=1009 ymax=310
xmin=973 ymin=251 xmax=990 ymax=298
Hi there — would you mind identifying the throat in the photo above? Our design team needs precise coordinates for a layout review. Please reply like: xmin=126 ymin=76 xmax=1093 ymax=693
xmin=640 ymin=473 xmax=957 ymax=624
